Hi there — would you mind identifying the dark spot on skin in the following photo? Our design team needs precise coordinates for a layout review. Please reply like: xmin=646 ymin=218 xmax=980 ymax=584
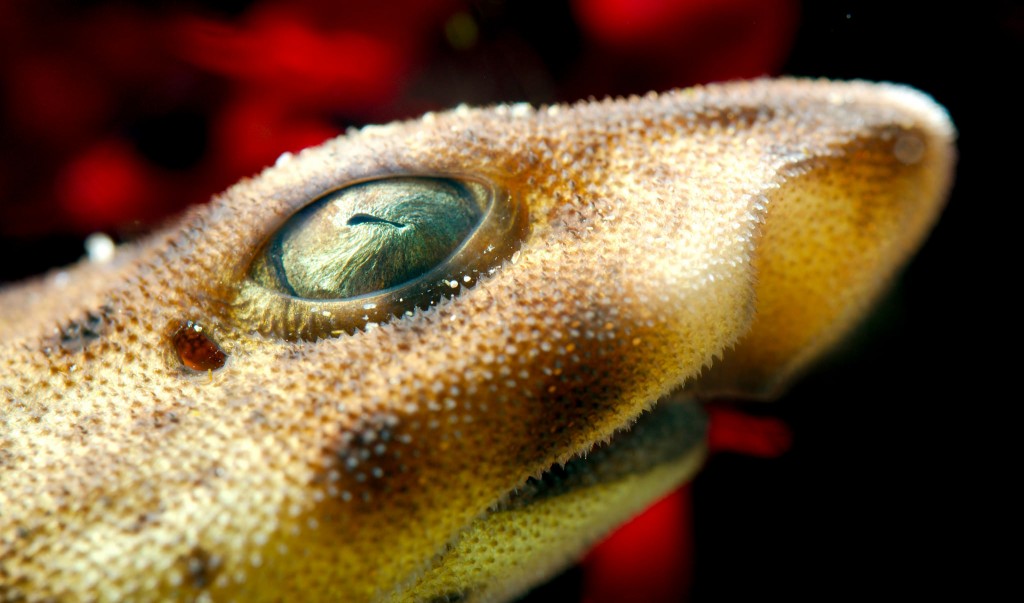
xmin=55 ymin=305 xmax=111 ymax=352
xmin=126 ymin=512 xmax=159 ymax=534
xmin=145 ymin=409 xmax=181 ymax=432
xmin=248 ymin=409 xmax=268 ymax=425
xmin=180 ymin=546 xmax=222 ymax=590
xmin=0 ymin=584 xmax=27 ymax=603
xmin=171 ymin=320 xmax=227 ymax=371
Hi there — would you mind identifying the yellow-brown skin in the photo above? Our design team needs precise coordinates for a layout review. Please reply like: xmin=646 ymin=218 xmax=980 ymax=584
xmin=0 ymin=79 xmax=954 ymax=602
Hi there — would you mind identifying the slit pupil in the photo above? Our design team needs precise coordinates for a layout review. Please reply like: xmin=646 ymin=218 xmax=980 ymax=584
xmin=347 ymin=213 xmax=406 ymax=228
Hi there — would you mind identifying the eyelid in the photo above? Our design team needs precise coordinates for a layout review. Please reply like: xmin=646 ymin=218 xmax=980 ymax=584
xmin=231 ymin=175 xmax=528 ymax=341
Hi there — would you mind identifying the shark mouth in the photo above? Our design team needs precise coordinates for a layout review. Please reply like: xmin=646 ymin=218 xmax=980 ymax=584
xmin=399 ymin=386 xmax=712 ymax=597
xmin=501 ymin=391 xmax=708 ymax=511
xmin=400 ymin=390 xmax=709 ymax=603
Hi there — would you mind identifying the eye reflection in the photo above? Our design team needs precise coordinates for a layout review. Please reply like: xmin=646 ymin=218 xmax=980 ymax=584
xmin=251 ymin=178 xmax=484 ymax=300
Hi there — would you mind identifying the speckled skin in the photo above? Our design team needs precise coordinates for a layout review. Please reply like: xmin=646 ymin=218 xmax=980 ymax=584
xmin=0 ymin=79 xmax=954 ymax=602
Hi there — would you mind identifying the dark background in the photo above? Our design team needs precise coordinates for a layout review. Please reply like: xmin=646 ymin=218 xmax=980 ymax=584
xmin=692 ymin=4 xmax=1011 ymax=601
xmin=0 ymin=1 xmax=1013 ymax=600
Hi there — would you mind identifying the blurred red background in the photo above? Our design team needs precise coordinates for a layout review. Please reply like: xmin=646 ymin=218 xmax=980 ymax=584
xmin=0 ymin=1 xmax=1008 ymax=601
xmin=0 ymin=0 xmax=798 ymax=246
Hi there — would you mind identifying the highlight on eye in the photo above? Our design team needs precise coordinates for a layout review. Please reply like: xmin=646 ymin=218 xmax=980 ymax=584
xmin=234 ymin=175 xmax=527 ymax=340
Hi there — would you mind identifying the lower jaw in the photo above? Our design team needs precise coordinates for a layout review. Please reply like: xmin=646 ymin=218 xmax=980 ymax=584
xmin=401 ymin=395 xmax=708 ymax=603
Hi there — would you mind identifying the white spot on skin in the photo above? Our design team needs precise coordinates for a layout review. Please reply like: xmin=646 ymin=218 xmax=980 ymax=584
xmin=84 ymin=233 xmax=115 ymax=264
xmin=274 ymin=151 xmax=293 ymax=167
xmin=361 ymin=123 xmax=400 ymax=136
xmin=510 ymin=102 xmax=533 ymax=117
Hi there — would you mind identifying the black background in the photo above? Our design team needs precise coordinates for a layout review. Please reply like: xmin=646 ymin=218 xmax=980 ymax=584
xmin=690 ymin=3 xmax=1011 ymax=600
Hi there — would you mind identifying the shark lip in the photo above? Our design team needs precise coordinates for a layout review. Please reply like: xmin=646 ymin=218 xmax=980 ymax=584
xmin=404 ymin=391 xmax=708 ymax=602
xmin=499 ymin=390 xmax=708 ymax=510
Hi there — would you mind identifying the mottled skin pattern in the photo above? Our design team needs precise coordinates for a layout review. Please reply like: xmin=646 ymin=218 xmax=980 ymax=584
xmin=0 ymin=79 xmax=954 ymax=602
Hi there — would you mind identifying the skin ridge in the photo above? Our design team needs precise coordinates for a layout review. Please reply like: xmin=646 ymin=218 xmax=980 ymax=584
xmin=0 ymin=78 xmax=954 ymax=602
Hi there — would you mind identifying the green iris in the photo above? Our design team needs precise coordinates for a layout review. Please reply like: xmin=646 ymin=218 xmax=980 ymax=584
xmin=252 ymin=178 xmax=484 ymax=300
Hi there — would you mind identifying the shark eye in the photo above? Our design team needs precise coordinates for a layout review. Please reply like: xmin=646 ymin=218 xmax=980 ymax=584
xmin=235 ymin=176 xmax=526 ymax=341
xmin=251 ymin=178 xmax=484 ymax=299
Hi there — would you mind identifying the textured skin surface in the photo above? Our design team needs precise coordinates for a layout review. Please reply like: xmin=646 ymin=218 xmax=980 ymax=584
xmin=0 ymin=79 xmax=954 ymax=602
